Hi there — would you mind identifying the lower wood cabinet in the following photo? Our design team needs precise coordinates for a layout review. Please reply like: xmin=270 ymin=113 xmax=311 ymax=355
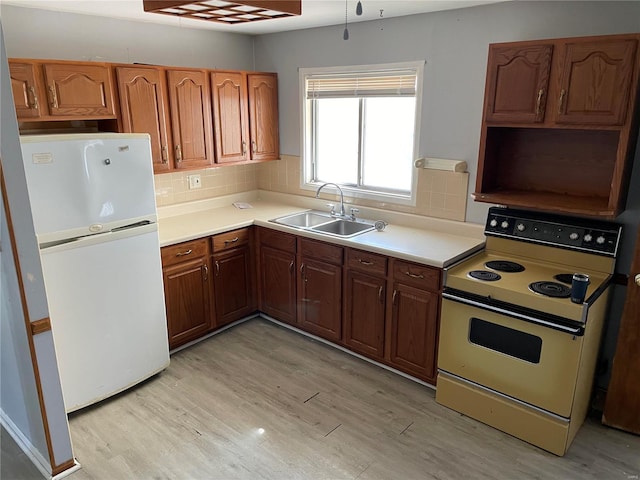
xmin=258 ymin=228 xmax=297 ymax=325
xmin=212 ymin=228 xmax=256 ymax=328
xmin=161 ymin=239 xmax=213 ymax=350
xmin=387 ymin=260 xmax=441 ymax=383
xmin=162 ymin=227 xmax=442 ymax=385
xmin=344 ymin=249 xmax=388 ymax=360
xmin=298 ymin=238 xmax=343 ymax=342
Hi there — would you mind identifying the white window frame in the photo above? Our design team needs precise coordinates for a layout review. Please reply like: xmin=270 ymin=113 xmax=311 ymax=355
xmin=299 ymin=61 xmax=425 ymax=206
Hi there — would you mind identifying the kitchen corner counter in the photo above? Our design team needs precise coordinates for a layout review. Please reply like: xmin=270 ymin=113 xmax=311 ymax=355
xmin=157 ymin=194 xmax=485 ymax=268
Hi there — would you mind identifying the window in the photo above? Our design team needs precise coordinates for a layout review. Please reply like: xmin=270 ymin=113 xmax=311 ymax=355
xmin=300 ymin=61 xmax=424 ymax=204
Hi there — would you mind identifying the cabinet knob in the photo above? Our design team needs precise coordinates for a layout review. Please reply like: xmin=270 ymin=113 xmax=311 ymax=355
xmin=635 ymin=274 xmax=640 ymax=287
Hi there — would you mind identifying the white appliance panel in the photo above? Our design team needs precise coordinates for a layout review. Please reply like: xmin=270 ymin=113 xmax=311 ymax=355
xmin=40 ymin=216 xmax=169 ymax=412
xmin=20 ymin=134 xmax=156 ymax=243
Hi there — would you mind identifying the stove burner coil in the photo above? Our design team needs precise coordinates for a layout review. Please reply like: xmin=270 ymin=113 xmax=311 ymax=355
xmin=554 ymin=274 xmax=574 ymax=285
xmin=485 ymin=260 xmax=525 ymax=273
xmin=468 ymin=270 xmax=501 ymax=281
xmin=529 ymin=281 xmax=571 ymax=298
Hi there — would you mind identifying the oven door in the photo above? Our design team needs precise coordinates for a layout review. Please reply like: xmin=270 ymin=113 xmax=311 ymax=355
xmin=438 ymin=292 xmax=583 ymax=418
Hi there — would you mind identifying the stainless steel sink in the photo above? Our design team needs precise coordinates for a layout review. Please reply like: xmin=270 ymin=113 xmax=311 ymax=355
xmin=311 ymin=219 xmax=375 ymax=237
xmin=272 ymin=210 xmax=333 ymax=228
xmin=270 ymin=210 xmax=376 ymax=238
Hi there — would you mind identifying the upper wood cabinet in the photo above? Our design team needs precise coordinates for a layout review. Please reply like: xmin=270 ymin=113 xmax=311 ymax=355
xmin=9 ymin=59 xmax=117 ymax=121
xmin=9 ymin=61 xmax=43 ymax=119
xmin=211 ymin=71 xmax=279 ymax=164
xmin=166 ymin=69 xmax=215 ymax=170
xmin=555 ymin=39 xmax=637 ymax=125
xmin=484 ymin=44 xmax=553 ymax=124
xmin=43 ymin=63 xmax=116 ymax=117
xmin=116 ymin=66 xmax=173 ymax=173
xmin=211 ymin=71 xmax=249 ymax=163
xmin=475 ymin=33 xmax=640 ymax=218
xmin=248 ymin=73 xmax=279 ymax=161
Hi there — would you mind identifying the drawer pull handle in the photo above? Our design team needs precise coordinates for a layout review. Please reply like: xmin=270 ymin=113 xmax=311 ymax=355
xmin=215 ymin=260 xmax=220 ymax=276
xmin=392 ymin=289 xmax=398 ymax=304
xmin=358 ymin=259 xmax=374 ymax=266
xmin=202 ymin=264 xmax=208 ymax=281
xmin=535 ymin=88 xmax=544 ymax=115
xmin=48 ymin=84 xmax=58 ymax=108
xmin=289 ymin=260 xmax=294 ymax=272
xmin=28 ymin=85 xmax=39 ymax=110
xmin=175 ymin=249 xmax=193 ymax=257
xmin=405 ymin=271 xmax=425 ymax=279
xmin=557 ymin=89 xmax=566 ymax=115
xmin=161 ymin=145 xmax=168 ymax=163
xmin=378 ymin=286 xmax=384 ymax=303
xmin=175 ymin=144 xmax=182 ymax=163
xmin=252 ymin=140 xmax=257 ymax=154
xmin=242 ymin=141 xmax=247 ymax=156
xmin=224 ymin=237 xmax=239 ymax=245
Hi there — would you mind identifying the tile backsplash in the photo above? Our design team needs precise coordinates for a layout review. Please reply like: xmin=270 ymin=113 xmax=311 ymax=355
xmin=154 ymin=155 xmax=469 ymax=222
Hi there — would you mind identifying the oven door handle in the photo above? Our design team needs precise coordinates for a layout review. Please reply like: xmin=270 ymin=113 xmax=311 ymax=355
xmin=442 ymin=291 xmax=584 ymax=336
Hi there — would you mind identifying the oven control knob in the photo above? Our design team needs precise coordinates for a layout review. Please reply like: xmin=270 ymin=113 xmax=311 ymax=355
xmin=596 ymin=235 xmax=606 ymax=245
xmin=584 ymin=234 xmax=593 ymax=242
xmin=569 ymin=232 xmax=579 ymax=240
xmin=489 ymin=219 xmax=498 ymax=227
xmin=501 ymin=220 xmax=509 ymax=229
xmin=516 ymin=223 xmax=526 ymax=232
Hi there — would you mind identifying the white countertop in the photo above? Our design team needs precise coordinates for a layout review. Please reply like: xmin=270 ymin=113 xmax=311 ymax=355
xmin=157 ymin=192 xmax=485 ymax=268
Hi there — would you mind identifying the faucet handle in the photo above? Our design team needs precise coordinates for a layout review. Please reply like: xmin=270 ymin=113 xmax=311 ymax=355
xmin=326 ymin=203 xmax=336 ymax=215
xmin=350 ymin=208 xmax=360 ymax=220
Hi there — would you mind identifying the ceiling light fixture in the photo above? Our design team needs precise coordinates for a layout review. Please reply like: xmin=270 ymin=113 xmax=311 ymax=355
xmin=343 ymin=0 xmax=349 ymax=40
xmin=356 ymin=1 xmax=363 ymax=16
xmin=142 ymin=0 xmax=301 ymax=25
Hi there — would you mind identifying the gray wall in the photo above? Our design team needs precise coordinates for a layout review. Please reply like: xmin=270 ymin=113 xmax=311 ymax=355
xmin=253 ymin=1 xmax=640 ymax=387
xmin=253 ymin=0 xmax=640 ymax=225
xmin=0 ymin=22 xmax=50 ymax=472
xmin=1 ymin=4 xmax=254 ymax=69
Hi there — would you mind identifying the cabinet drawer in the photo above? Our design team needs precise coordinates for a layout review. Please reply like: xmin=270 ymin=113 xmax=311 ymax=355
xmin=346 ymin=248 xmax=387 ymax=276
xmin=212 ymin=228 xmax=251 ymax=252
xmin=258 ymin=227 xmax=296 ymax=253
xmin=161 ymin=238 xmax=210 ymax=267
xmin=298 ymin=238 xmax=343 ymax=265
xmin=392 ymin=259 xmax=440 ymax=292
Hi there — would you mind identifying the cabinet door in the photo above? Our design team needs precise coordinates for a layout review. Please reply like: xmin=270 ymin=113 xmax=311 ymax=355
xmin=163 ymin=257 xmax=212 ymax=350
xmin=556 ymin=39 xmax=637 ymax=125
xmin=389 ymin=282 xmax=439 ymax=382
xmin=247 ymin=73 xmax=279 ymax=161
xmin=344 ymin=271 xmax=385 ymax=359
xmin=9 ymin=61 xmax=43 ymax=119
xmin=117 ymin=66 xmax=173 ymax=173
xmin=211 ymin=71 xmax=249 ymax=163
xmin=213 ymin=246 xmax=255 ymax=327
xmin=484 ymin=44 xmax=552 ymax=123
xmin=42 ymin=63 xmax=116 ymax=117
xmin=260 ymin=245 xmax=296 ymax=324
xmin=298 ymin=257 xmax=342 ymax=342
xmin=167 ymin=69 xmax=215 ymax=170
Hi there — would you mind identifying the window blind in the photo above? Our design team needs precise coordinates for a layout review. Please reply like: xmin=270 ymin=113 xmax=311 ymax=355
xmin=305 ymin=68 xmax=418 ymax=99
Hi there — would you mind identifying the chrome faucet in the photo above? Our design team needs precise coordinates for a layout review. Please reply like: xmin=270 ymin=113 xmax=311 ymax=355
xmin=315 ymin=182 xmax=346 ymax=218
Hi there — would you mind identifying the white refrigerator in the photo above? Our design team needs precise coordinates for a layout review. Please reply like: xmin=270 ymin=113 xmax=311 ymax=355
xmin=20 ymin=133 xmax=170 ymax=413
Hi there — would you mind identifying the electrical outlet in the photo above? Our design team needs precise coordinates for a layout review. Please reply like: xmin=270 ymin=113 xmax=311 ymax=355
xmin=188 ymin=174 xmax=202 ymax=189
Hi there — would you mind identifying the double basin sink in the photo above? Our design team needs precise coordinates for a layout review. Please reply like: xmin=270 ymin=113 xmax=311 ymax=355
xmin=271 ymin=210 xmax=375 ymax=238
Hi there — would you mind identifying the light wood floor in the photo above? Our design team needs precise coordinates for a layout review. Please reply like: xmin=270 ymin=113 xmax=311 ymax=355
xmin=5 ymin=318 xmax=640 ymax=479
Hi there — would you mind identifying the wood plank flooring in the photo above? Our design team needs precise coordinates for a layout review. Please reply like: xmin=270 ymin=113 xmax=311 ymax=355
xmin=5 ymin=318 xmax=640 ymax=479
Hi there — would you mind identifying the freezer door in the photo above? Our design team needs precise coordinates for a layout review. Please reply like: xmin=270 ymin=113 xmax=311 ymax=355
xmin=39 ymin=223 xmax=169 ymax=412
xmin=20 ymin=133 xmax=157 ymax=244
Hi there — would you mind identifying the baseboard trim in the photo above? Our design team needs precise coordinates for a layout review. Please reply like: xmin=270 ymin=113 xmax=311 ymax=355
xmin=0 ymin=408 xmax=52 ymax=479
